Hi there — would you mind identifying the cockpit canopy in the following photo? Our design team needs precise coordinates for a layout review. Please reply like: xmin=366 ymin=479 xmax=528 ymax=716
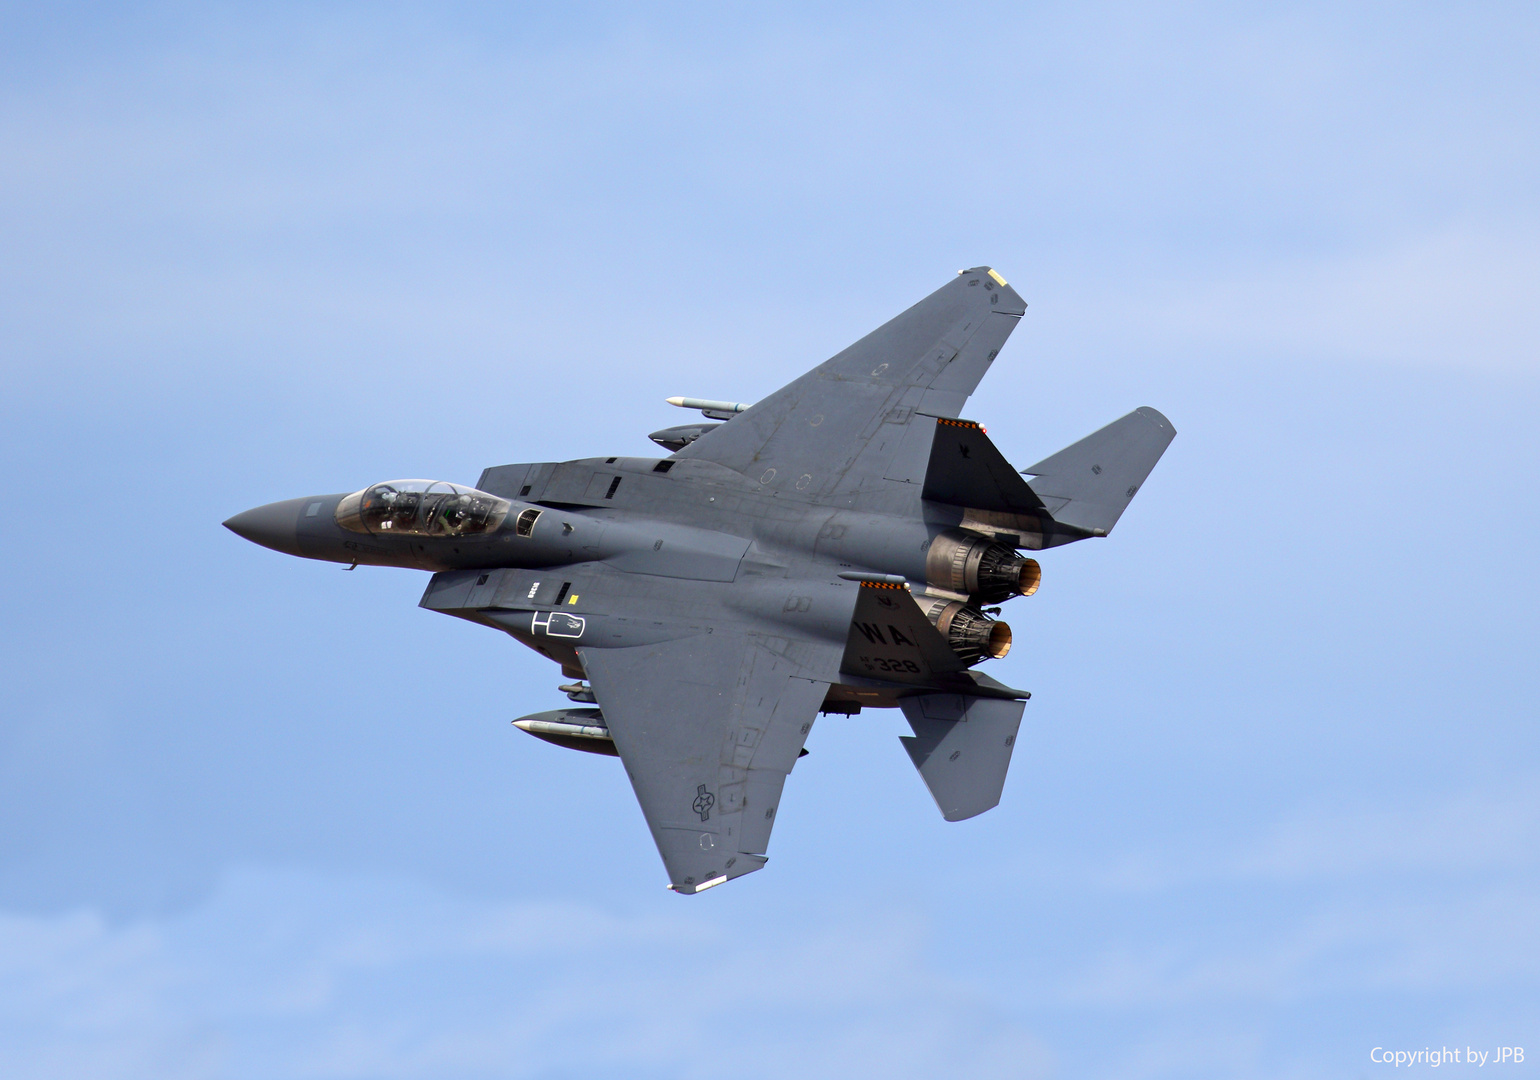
xmin=335 ymin=480 xmax=510 ymax=538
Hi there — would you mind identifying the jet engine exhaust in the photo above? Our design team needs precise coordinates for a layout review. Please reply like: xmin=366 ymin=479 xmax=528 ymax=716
xmin=926 ymin=530 xmax=1041 ymax=602
xmin=918 ymin=599 xmax=1013 ymax=662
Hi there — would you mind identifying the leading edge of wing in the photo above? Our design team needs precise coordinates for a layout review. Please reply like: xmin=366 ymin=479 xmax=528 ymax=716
xmin=675 ymin=268 xmax=1026 ymax=499
xmin=578 ymin=631 xmax=841 ymax=894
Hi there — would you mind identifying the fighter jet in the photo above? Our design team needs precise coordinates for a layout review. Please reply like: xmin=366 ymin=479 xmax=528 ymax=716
xmin=225 ymin=267 xmax=1175 ymax=894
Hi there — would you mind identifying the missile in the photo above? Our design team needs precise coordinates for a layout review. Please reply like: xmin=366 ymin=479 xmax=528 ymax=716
xmin=665 ymin=396 xmax=752 ymax=420
xmin=512 ymin=708 xmax=617 ymax=756
xmin=648 ymin=423 xmax=720 ymax=452
xmin=836 ymin=571 xmax=909 ymax=585
xmin=558 ymin=681 xmax=597 ymax=703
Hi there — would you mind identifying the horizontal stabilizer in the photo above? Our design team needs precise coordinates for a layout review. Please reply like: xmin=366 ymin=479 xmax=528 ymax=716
xmin=899 ymin=693 xmax=1025 ymax=821
xmin=1022 ymin=407 xmax=1175 ymax=536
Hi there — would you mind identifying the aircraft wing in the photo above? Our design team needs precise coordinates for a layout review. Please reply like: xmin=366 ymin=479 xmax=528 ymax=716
xmin=676 ymin=267 xmax=1026 ymax=500
xmin=578 ymin=631 xmax=841 ymax=893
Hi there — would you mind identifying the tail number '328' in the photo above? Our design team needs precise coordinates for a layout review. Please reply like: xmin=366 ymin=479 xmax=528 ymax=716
xmin=855 ymin=656 xmax=922 ymax=674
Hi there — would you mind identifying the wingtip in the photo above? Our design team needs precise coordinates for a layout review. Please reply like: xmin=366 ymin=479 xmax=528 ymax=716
xmin=667 ymin=874 xmax=728 ymax=895
xmin=958 ymin=264 xmax=1007 ymax=285
xmin=1134 ymin=406 xmax=1176 ymax=434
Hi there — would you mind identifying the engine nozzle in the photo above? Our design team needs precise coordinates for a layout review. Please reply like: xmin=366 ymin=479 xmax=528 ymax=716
xmin=918 ymin=599 xmax=1012 ymax=663
xmin=926 ymin=530 xmax=1041 ymax=603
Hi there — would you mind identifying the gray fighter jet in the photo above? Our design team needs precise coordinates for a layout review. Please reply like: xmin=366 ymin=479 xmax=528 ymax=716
xmin=225 ymin=267 xmax=1175 ymax=894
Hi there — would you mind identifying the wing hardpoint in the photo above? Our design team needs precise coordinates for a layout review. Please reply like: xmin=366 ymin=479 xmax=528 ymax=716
xmin=676 ymin=268 xmax=1026 ymax=498
xmin=579 ymin=632 xmax=842 ymax=893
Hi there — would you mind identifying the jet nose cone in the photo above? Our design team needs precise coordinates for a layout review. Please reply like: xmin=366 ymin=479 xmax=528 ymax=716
xmin=224 ymin=497 xmax=310 ymax=556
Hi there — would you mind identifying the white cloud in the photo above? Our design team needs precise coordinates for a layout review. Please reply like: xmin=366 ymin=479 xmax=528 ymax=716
xmin=1237 ymin=781 xmax=1540 ymax=881
xmin=1056 ymin=879 xmax=1540 ymax=1020
xmin=5 ymin=804 xmax=1535 ymax=1078
xmin=0 ymin=868 xmax=1051 ymax=1080
xmin=1027 ymin=776 xmax=1540 ymax=895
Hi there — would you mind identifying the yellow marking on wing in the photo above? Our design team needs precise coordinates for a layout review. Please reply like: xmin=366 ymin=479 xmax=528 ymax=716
xmin=569 ymin=595 xmax=579 ymax=604
xmin=987 ymin=268 xmax=1008 ymax=287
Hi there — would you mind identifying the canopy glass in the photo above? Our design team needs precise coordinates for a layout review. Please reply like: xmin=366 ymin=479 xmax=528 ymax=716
xmin=335 ymin=480 xmax=510 ymax=538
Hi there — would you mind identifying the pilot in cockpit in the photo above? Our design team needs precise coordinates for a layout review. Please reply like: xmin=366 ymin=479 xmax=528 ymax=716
xmin=335 ymin=480 xmax=509 ymax=538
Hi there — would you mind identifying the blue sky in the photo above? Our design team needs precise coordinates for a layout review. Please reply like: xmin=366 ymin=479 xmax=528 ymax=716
xmin=1 ymin=4 xmax=1537 ymax=1078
